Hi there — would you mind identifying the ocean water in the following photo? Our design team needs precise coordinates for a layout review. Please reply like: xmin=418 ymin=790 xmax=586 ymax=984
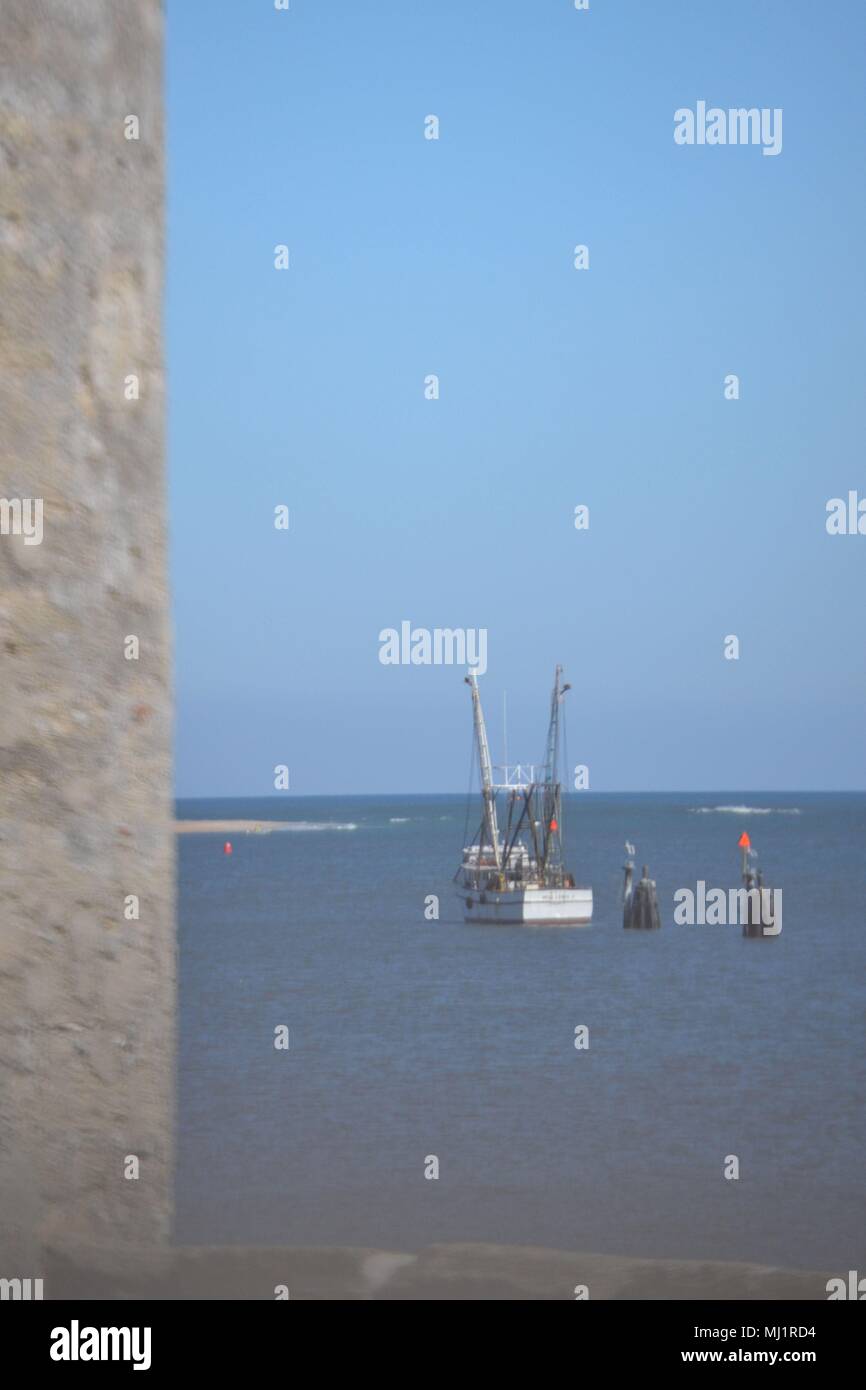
xmin=176 ymin=792 xmax=866 ymax=1271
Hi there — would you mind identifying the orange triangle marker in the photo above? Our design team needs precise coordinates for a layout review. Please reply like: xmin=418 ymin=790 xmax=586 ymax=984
xmin=738 ymin=832 xmax=751 ymax=849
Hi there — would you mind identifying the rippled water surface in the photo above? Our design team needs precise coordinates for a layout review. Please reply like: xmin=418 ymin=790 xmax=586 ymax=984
xmin=176 ymin=792 xmax=866 ymax=1269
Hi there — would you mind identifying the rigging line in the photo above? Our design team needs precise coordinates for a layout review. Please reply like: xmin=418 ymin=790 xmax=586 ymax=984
xmin=462 ymin=706 xmax=476 ymax=851
xmin=503 ymin=690 xmax=508 ymax=772
xmin=505 ymin=790 xmax=531 ymax=866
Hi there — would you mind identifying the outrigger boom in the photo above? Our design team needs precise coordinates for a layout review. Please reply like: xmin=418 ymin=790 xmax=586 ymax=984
xmin=456 ymin=667 xmax=593 ymax=926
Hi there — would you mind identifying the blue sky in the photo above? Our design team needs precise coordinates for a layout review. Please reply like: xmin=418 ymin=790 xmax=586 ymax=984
xmin=167 ymin=0 xmax=866 ymax=795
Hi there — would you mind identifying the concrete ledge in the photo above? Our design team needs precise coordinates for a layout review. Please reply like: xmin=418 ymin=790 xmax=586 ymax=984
xmin=41 ymin=1244 xmax=830 ymax=1301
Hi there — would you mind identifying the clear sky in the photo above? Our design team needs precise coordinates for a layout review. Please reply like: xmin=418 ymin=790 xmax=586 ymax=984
xmin=166 ymin=0 xmax=866 ymax=796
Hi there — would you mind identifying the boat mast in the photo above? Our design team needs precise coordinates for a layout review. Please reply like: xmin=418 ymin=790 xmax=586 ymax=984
xmin=465 ymin=673 xmax=501 ymax=870
xmin=541 ymin=665 xmax=570 ymax=874
xmin=544 ymin=665 xmax=566 ymax=783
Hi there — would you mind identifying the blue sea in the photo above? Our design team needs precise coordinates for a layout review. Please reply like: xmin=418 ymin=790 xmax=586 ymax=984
xmin=176 ymin=792 xmax=866 ymax=1271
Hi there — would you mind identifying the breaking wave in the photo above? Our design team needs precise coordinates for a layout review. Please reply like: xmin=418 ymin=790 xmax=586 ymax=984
xmin=389 ymin=817 xmax=410 ymax=823
xmin=689 ymin=806 xmax=801 ymax=816
xmin=275 ymin=821 xmax=358 ymax=831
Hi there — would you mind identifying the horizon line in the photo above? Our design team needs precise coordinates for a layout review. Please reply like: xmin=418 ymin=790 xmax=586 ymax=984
xmin=174 ymin=788 xmax=865 ymax=799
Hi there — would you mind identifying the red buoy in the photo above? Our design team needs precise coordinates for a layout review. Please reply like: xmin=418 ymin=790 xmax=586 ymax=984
xmin=223 ymin=841 xmax=233 ymax=855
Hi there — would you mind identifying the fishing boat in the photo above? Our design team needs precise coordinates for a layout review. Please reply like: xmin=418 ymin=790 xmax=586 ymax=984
xmin=455 ymin=666 xmax=593 ymax=925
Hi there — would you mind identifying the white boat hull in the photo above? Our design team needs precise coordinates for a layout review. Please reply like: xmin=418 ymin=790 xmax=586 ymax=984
xmin=462 ymin=886 xmax=593 ymax=926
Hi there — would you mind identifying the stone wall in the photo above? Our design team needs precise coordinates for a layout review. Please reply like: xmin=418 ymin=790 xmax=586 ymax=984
xmin=0 ymin=0 xmax=173 ymax=1279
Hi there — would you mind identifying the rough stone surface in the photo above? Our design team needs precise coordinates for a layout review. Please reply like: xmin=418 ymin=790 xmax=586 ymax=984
xmin=0 ymin=0 xmax=173 ymax=1275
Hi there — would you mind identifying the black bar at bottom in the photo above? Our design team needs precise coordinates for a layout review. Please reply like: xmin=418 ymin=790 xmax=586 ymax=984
xmin=1 ymin=1297 xmax=860 ymax=1375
